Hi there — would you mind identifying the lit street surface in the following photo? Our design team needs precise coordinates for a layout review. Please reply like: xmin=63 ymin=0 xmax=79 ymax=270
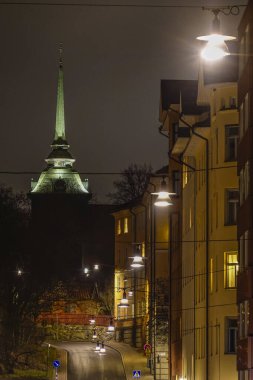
xmin=56 ymin=342 xmax=127 ymax=380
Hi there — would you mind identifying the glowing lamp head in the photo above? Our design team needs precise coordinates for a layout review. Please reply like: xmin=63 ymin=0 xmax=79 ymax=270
xmin=118 ymin=290 xmax=129 ymax=308
xmin=197 ymin=34 xmax=235 ymax=61
xmin=154 ymin=192 xmax=173 ymax=207
xmin=92 ymin=329 xmax=97 ymax=339
xmin=197 ymin=9 xmax=236 ymax=62
xmin=152 ymin=178 xmax=174 ymax=207
xmin=131 ymin=255 xmax=144 ymax=268
xmin=100 ymin=342 xmax=106 ymax=353
xmin=89 ymin=316 xmax=96 ymax=325
xmin=108 ymin=318 xmax=115 ymax=332
xmin=95 ymin=341 xmax=100 ymax=352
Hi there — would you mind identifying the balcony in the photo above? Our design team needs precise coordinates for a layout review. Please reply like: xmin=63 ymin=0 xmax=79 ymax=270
xmin=237 ymin=267 xmax=253 ymax=303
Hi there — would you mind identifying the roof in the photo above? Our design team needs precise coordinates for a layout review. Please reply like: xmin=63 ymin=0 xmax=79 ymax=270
xmin=155 ymin=165 xmax=168 ymax=175
xmin=161 ymin=79 xmax=209 ymax=115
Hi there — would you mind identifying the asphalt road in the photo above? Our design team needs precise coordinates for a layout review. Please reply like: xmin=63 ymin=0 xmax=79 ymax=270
xmin=58 ymin=342 xmax=127 ymax=380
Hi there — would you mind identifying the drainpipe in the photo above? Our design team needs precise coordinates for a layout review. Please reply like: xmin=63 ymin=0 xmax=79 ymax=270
xmin=129 ymin=208 xmax=137 ymax=347
xmin=167 ymin=107 xmax=209 ymax=380
xmin=145 ymin=184 xmax=157 ymax=379
xmin=159 ymin=123 xmax=196 ymax=380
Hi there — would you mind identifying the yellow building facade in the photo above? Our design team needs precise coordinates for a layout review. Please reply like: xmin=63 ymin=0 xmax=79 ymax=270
xmin=163 ymin=64 xmax=239 ymax=379
xmin=112 ymin=176 xmax=170 ymax=379
xmin=180 ymin=68 xmax=239 ymax=379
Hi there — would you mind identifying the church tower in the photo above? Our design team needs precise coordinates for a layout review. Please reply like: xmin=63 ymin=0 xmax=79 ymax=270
xmin=29 ymin=46 xmax=91 ymax=279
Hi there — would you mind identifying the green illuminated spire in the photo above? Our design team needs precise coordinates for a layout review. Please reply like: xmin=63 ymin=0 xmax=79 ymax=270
xmin=31 ymin=46 xmax=90 ymax=195
xmin=52 ymin=43 xmax=68 ymax=147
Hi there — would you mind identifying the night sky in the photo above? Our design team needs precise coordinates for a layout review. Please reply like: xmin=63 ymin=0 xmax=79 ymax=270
xmin=0 ymin=0 xmax=245 ymax=202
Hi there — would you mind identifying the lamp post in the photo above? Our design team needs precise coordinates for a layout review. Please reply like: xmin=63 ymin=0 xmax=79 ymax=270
xmin=150 ymin=179 xmax=173 ymax=380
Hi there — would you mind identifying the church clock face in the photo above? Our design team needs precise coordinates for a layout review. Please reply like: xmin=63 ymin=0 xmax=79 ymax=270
xmin=54 ymin=178 xmax=67 ymax=193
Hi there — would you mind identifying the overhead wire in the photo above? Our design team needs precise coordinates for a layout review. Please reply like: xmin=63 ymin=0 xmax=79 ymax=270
xmin=0 ymin=2 xmax=247 ymax=9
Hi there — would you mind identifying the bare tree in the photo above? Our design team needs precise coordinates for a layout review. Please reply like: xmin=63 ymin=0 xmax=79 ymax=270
xmin=108 ymin=163 xmax=152 ymax=204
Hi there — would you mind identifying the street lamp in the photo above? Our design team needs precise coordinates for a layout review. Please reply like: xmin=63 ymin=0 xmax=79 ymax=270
xmin=118 ymin=289 xmax=129 ymax=308
xmin=197 ymin=8 xmax=236 ymax=61
xmin=100 ymin=342 xmax=106 ymax=353
xmin=89 ymin=316 xmax=96 ymax=325
xmin=107 ymin=317 xmax=115 ymax=332
xmin=17 ymin=269 xmax=23 ymax=276
xmin=95 ymin=341 xmax=100 ymax=352
xmin=130 ymin=244 xmax=145 ymax=268
xmin=92 ymin=328 xmax=97 ymax=339
xmin=152 ymin=178 xmax=174 ymax=207
xmin=149 ymin=177 xmax=173 ymax=379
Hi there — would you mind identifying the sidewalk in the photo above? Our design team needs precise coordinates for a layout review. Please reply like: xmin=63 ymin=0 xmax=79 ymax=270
xmin=106 ymin=341 xmax=154 ymax=380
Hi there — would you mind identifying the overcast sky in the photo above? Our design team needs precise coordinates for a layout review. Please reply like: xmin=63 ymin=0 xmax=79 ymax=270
xmin=0 ymin=0 xmax=246 ymax=201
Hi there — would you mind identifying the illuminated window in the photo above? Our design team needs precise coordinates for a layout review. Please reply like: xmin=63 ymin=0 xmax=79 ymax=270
xmin=210 ymin=258 xmax=213 ymax=293
xmin=117 ymin=220 xmax=121 ymax=235
xmin=141 ymin=242 xmax=145 ymax=257
xmin=123 ymin=217 xmax=128 ymax=234
xmin=183 ymin=165 xmax=188 ymax=188
xmin=224 ymin=251 xmax=238 ymax=288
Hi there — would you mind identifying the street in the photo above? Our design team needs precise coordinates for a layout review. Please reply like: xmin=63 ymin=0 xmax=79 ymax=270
xmin=57 ymin=342 xmax=127 ymax=380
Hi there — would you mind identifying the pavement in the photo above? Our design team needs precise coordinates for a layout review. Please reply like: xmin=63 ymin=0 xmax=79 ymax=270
xmin=105 ymin=341 xmax=154 ymax=380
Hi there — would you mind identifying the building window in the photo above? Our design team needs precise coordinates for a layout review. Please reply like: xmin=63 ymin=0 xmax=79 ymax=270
xmin=224 ymin=251 xmax=238 ymax=288
xmin=229 ymin=96 xmax=237 ymax=109
xmin=225 ymin=125 xmax=239 ymax=161
xmin=225 ymin=318 xmax=237 ymax=354
xmin=172 ymin=170 xmax=181 ymax=195
xmin=117 ymin=219 xmax=121 ymax=235
xmin=141 ymin=242 xmax=145 ymax=257
xmin=172 ymin=122 xmax=179 ymax=145
xmin=225 ymin=189 xmax=239 ymax=225
xmin=123 ymin=217 xmax=128 ymax=234
xmin=239 ymin=370 xmax=249 ymax=380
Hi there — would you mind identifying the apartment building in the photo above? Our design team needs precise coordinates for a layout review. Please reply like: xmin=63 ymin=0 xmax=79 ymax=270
xmin=112 ymin=173 xmax=170 ymax=379
xmin=163 ymin=65 xmax=238 ymax=379
xmin=237 ymin=1 xmax=253 ymax=379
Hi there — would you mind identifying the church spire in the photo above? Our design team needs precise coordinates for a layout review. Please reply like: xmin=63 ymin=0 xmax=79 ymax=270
xmin=52 ymin=43 xmax=68 ymax=147
xmin=30 ymin=46 xmax=90 ymax=195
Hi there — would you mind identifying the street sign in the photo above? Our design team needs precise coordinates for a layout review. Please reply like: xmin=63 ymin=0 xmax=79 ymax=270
xmin=53 ymin=360 xmax=60 ymax=368
xmin=133 ymin=370 xmax=141 ymax=378
xmin=144 ymin=343 xmax=151 ymax=356
xmin=143 ymin=343 xmax=151 ymax=351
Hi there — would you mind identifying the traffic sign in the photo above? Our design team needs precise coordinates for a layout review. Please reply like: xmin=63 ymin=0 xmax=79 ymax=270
xmin=133 ymin=370 xmax=141 ymax=378
xmin=144 ymin=343 xmax=151 ymax=356
xmin=53 ymin=360 xmax=60 ymax=368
